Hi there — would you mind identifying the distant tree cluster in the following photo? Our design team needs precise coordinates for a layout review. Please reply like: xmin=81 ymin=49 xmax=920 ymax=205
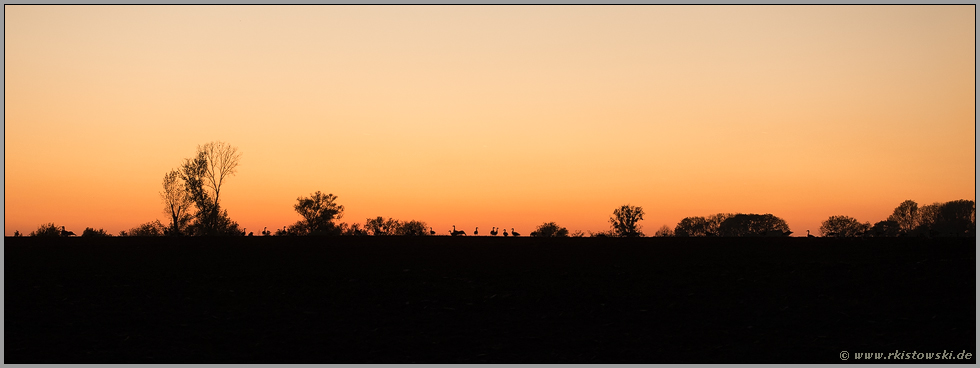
xmin=672 ymin=213 xmax=791 ymax=237
xmin=821 ymin=199 xmax=975 ymax=238
xmin=11 ymin=145 xmax=973 ymax=241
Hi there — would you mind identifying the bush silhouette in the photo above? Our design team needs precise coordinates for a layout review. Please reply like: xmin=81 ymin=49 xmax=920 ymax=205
xmin=819 ymin=215 xmax=869 ymax=237
xmin=396 ymin=220 xmax=429 ymax=236
xmin=653 ymin=225 xmax=674 ymax=237
xmin=29 ymin=223 xmax=62 ymax=237
xmin=81 ymin=227 xmax=111 ymax=237
xmin=365 ymin=217 xmax=399 ymax=236
xmin=530 ymin=222 xmax=569 ymax=237
xmin=123 ymin=221 xmax=166 ymax=237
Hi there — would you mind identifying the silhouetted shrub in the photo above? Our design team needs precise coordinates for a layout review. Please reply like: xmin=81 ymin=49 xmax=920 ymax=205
xmin=570 ymin=230 xmax=585 ymax=237
xmin=819 ymin=215 xmax=869 ymax=237
xmin=653 ymin=225 xmax=674 ymax=237
xmin=589 ymin=230 xmax=615 ymax=237
xmin=396 ymin=220 xmax=429 ymax=236
xmin=125 ymin=220 xmax=166 ymax=237
xmin=719 ymin=214 xmax=791 ymax=237
xmin=530 ymin=222 xmax=569 ymax=237
xmin=30 ymin=223 xmax=62 ymax=237
xmin=365 ymin=217 xmax=399 ymax=236
xmin=340 ymin=222 xmax=366 ymax=236
xmin=81 ymin=227 xmax=112 ymax=237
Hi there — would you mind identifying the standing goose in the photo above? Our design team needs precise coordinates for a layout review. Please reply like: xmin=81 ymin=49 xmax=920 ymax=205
xmin=511 ymin=228 xmax=520 ymax=237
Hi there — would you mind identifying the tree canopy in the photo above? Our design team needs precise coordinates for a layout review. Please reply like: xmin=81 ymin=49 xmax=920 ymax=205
xmin=610 ymin=205 xmax=644 ymax=237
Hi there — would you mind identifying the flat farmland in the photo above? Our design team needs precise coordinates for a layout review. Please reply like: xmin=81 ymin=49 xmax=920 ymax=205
xmin=5 ymin=236 xmax=975 ymax=363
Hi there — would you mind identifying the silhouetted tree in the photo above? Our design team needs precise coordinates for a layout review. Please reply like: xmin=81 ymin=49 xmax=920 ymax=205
xmin=674 ymin=216 xmax=709 ymax=237
xmin=718 ymin=214 xmax=791 ymax=237
xmin=365 ymin=217 xmax=400 ymax=236
xmin=530 ymin=222 xmax=569 ymax=237
xmin=293 ymin=191 xmax=344 ymax=235
xmin=13 ymin=230 xmax=21 ymax=237
xmin=674 ymin=213 xmax=734 ymax=237
xmin=886 ymin=200 xmax=919 ymax=234
xmin=654 ymin=225 xmax=674 ymax=237
xmin=610 ymin=205 xmax=644 ymax=237
xmin=30 ymin=223 xmax=62 ymax=237
xmin=161 ymin=169 xmax=194 ymax=236
xmin=868 ymin=220 xmax=901 ymax=237
xmin=933 ymin=199 xmax=976 ymax=236
xmin=81 ymin=227 xmax=111 ymax=237
xmin=570 ymin=230 xmax=586 ymax=237
xmin=913 ymin=202 xmax=943 ymax=236
xmin=819 ymin=215 xmax=869 ymax=237
xmin=396 ymin=220 xmax=429 ymax=236
xmin=180 ymin=146 xmax=241 ymax=236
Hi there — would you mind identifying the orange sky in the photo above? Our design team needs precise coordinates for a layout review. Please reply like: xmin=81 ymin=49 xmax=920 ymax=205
xmin=5 ymin=5 xmax=976 ymax=236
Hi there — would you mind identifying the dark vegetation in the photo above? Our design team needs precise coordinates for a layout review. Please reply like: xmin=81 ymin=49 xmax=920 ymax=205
xmin=12 ymin=142 xmax=973 ymax=240
xmin=6 ymin=141 xmax=976 ymax=363
xmin=5 ymin=236 xmax=974 ymax=363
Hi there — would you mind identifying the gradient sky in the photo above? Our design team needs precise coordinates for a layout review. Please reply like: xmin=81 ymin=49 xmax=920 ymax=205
xmin=5 ymin=5 xmax=976 ymax=236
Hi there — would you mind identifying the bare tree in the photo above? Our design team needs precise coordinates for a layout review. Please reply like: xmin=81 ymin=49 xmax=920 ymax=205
xmin=161 ymin=169 xmax=194 ymax=236
xmin=179 ymin=142 xmax=242 ymax=236
xmin=199 ymin=141 xmax=242 ymax=207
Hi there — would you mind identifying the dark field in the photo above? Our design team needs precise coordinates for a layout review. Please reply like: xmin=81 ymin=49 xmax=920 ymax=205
xmin=5 ymin=236 xmax=976 ymax=363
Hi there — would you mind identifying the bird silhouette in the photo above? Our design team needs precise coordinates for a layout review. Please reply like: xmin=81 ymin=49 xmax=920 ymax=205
xmin=60 ymin=226 xmax=75 ymax=237
xmin=807 ymin=230 xmax=815 ymax=238
xmin=490 ymin=227 xmax=498 ymax=236
xmin=451 ymin=225 xmax=466 ymax=236
xmin=503 ymin=228 xmax=509 ymax=237
xmin=511 ymin=228 xmax=520 ymax=237
xmin=474 ymin=227 xmax=479 ymax=236
xmin=430 ymin=227 xmax=436 ymax=236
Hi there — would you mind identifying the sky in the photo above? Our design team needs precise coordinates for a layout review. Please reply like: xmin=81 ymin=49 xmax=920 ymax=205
xmin=4 ymin=5 xmax=976 ymax=236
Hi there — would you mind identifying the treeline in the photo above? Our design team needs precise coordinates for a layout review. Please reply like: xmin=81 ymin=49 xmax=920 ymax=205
xmin=818 ymin=199 xmax=975 ymax=238
xmin=9 ymin=142 xmax=976 ymax=238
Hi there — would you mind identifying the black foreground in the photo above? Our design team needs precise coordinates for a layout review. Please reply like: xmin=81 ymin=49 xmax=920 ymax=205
xmin=5 ymin=236 xmax=975 ymax=363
